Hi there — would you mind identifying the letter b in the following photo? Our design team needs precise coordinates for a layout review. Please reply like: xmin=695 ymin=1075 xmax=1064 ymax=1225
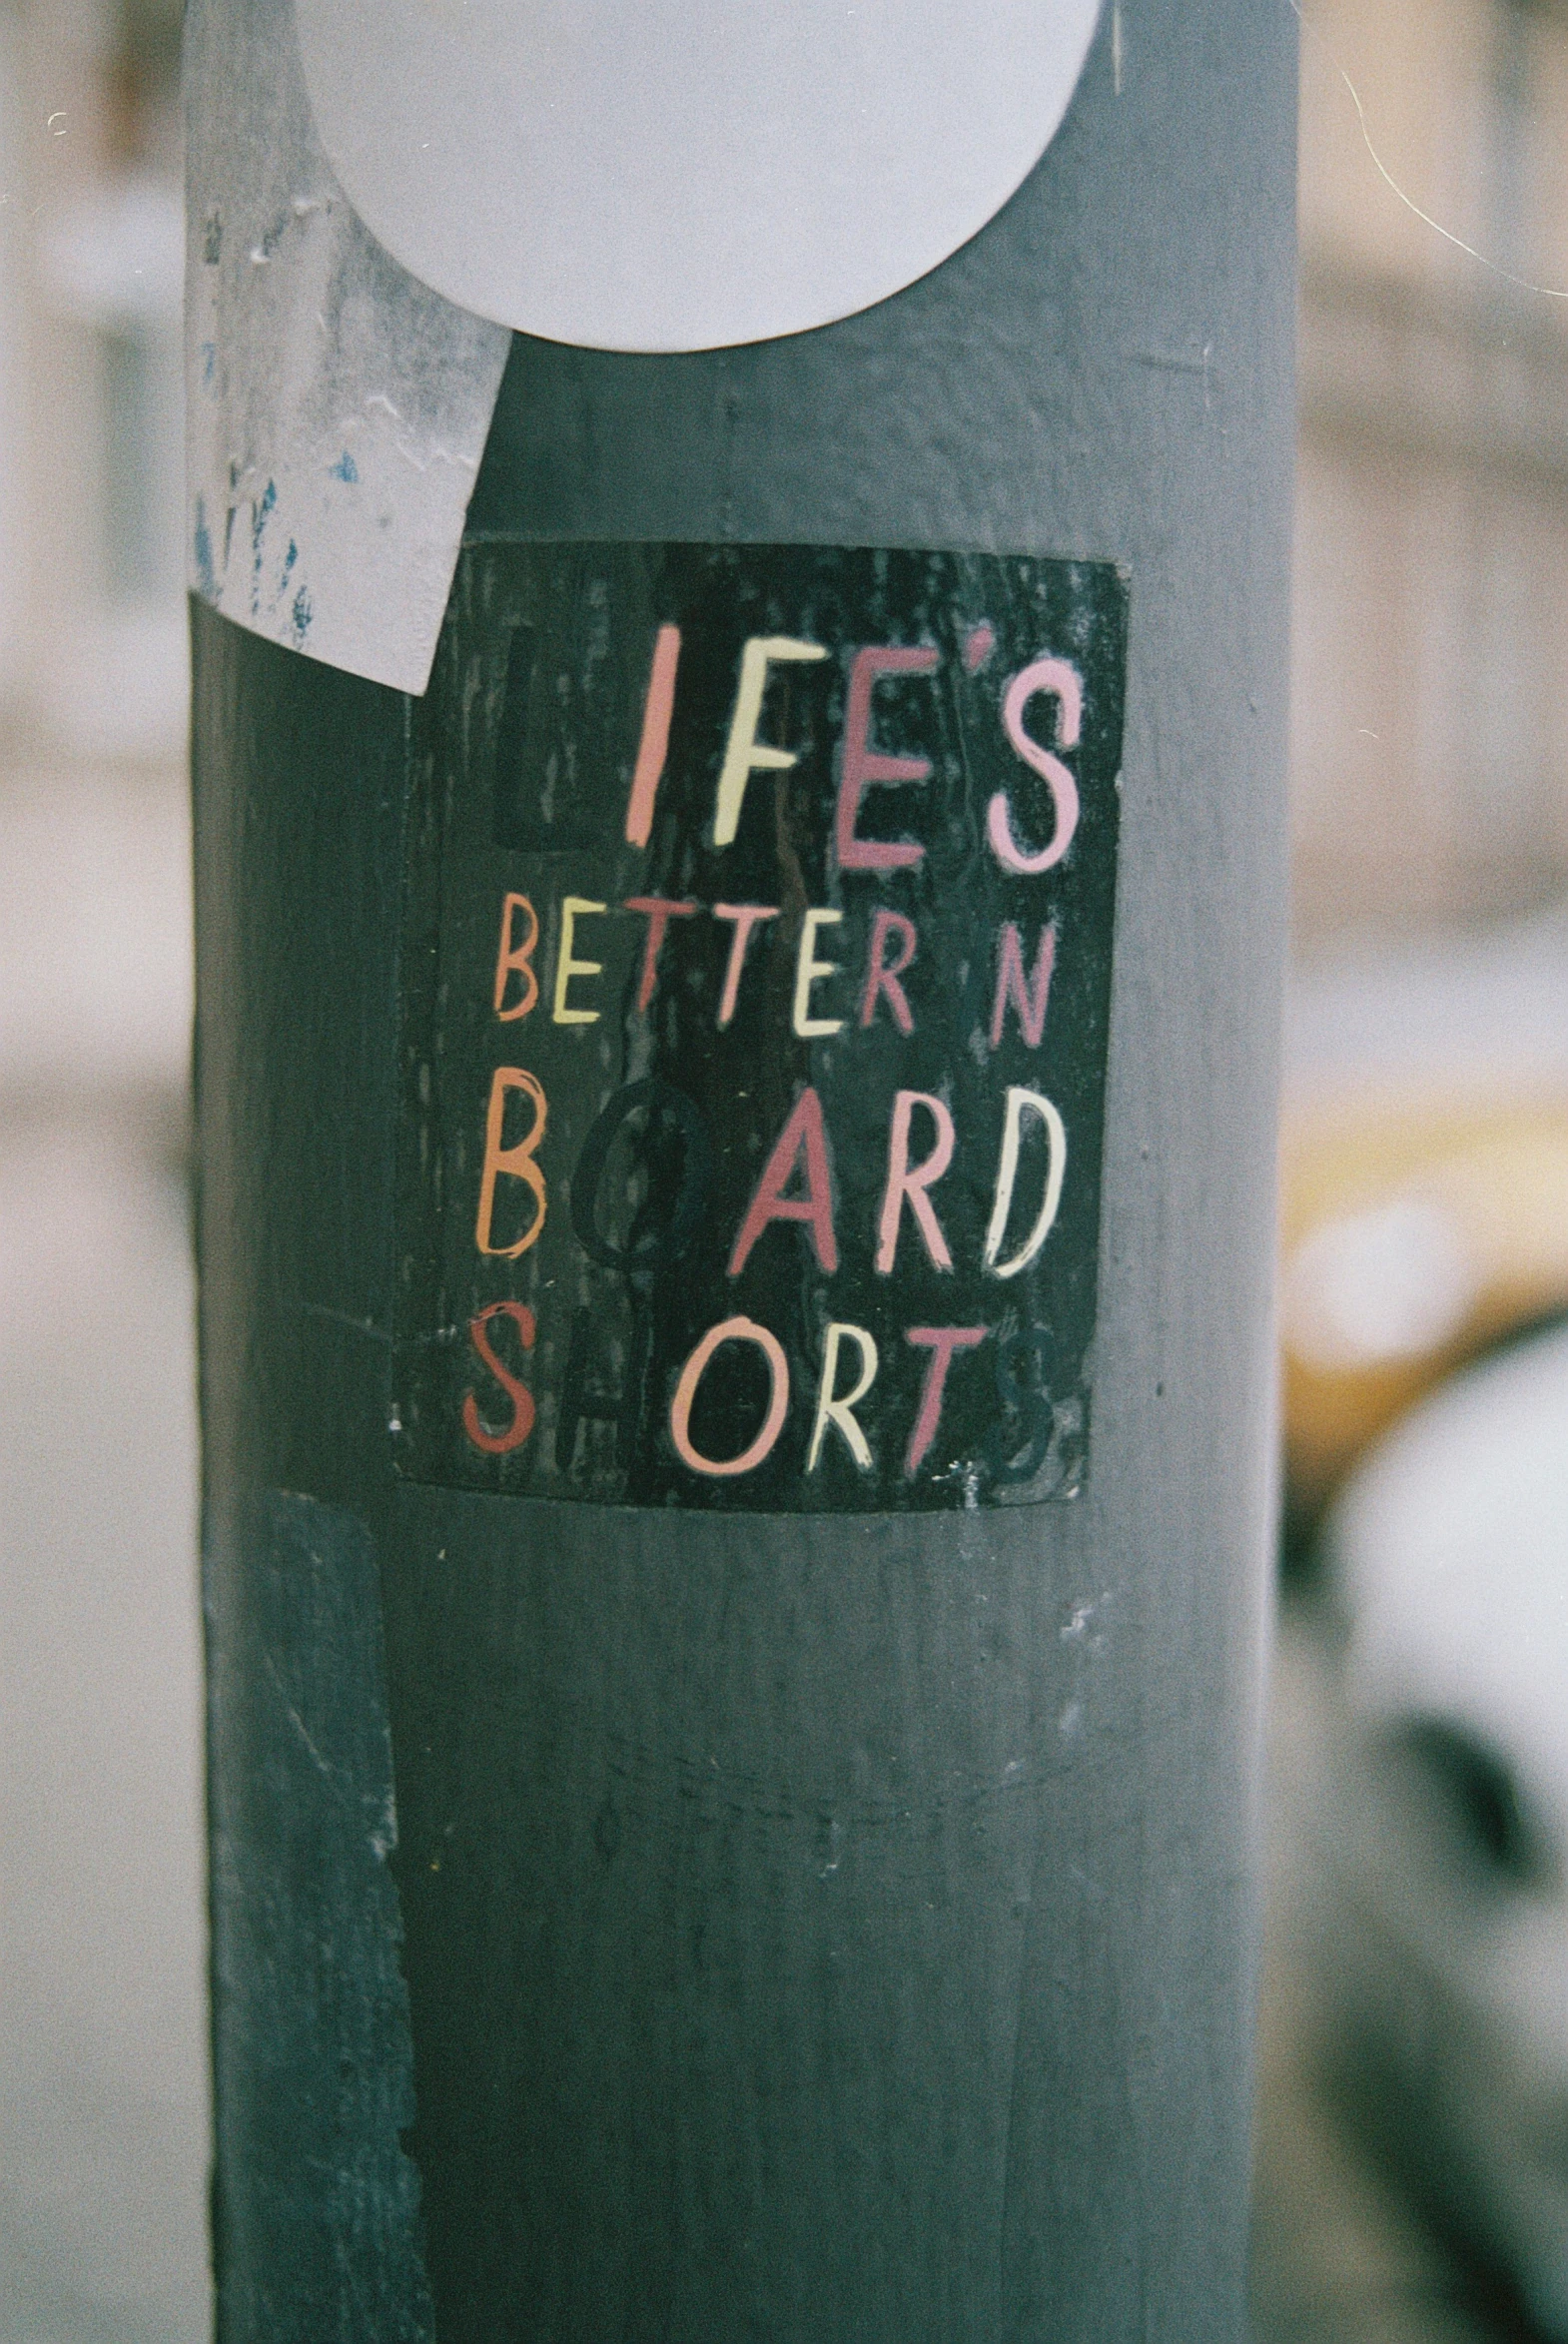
xmin=474 ymin=1067 xmax=548 ymax=1257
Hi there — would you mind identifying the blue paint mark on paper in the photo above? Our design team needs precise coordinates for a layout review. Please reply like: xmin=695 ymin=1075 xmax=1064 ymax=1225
xmin=202 ymin=340 xmax=217 ymax=390
xmin=331 ymin=450 xmax=360 ymax=484
xmin=291 ymin=584 xmax=313 ymax=644
xmin=250 ymin=478 xmax=278 ymax=616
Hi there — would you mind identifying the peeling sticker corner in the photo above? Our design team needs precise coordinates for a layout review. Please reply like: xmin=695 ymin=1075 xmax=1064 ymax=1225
xmin=184 ymin=0 xmax=510 ymax=694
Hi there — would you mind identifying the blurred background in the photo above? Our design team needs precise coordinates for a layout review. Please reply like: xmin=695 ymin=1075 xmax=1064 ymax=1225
xmin=3 ymin=0 xmax=1568 ymax=2337
xmin=0 ymin=0 xmax=200 ymax=2339
xmin=1265 ymin=6 xmax=1568 ymax=2340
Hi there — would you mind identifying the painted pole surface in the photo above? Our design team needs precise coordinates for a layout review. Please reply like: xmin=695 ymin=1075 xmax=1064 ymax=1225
xmin=192 ymin=5 xmax=1296 ymax=2337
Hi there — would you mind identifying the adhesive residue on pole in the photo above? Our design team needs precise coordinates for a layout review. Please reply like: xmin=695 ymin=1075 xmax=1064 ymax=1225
xmin=394 ymin=542 xmax=1127 ymax=1511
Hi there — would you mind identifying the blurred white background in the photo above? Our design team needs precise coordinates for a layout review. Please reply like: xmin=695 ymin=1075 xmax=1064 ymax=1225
xmin=1266 ymin=9 xmax=1568 ymax=2337
xmin=4 ymin=0 xmax=1568 ymax=2337
xmin=0 ymin=0 xmax=203 ymax=2338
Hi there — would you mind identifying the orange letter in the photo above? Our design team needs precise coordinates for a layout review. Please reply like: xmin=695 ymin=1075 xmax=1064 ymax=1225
xmin=670 ymin=1315 xmax=790 ymax=1477
xmin=462 ymin=1301 xmax=537 ymax=1455
xmin=493 ymin=892 xmax=538 ymax=1021
xmin=876 ymin=1091 xmax=955 ymax=1274
xmin=474 ymin=1067 xmax=547 ymax=1258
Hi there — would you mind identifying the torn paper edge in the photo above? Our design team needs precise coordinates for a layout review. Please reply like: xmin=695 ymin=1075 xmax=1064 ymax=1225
xmin=184 ymin=0 xmax=511 ymax=696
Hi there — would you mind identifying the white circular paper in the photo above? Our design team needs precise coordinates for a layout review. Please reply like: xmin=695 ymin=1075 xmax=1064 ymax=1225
xmin=294 ymin=0 xmax=1103 ymax=355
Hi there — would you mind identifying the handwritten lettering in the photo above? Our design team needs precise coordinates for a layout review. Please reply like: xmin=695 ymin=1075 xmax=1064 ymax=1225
xmin=730 ymin=1087 xmax=838 ymax=1277
xmin=876 ymin=1091 xmax=955 ymax=1275
xmin=552 ymin=898 xmax=606 ymax=1026
xmin=493 ymin=892 xmax=539 ymax=1021
xmin=988 ymin=657 xmax=1082 ymax=875
xmin=990 ymin=921 xmax=1057 ymax=1050
xmin=835 ymin=644 xmax=939 ymax=872
xmin=405 ymin=540 xmax=1123 ymax=1508
xmin=474 ymin=1067 xmax=548 ymax=1258
xmin=462 ymin=1300 xmax=537 ymax=1454
xmin=713 ymin=636 xmax=826 ymax=847
xmin=669 ymin=1316 xmax=790 ymax=1476
xmin=808 ymin=1322 xmax=879 ymax=1471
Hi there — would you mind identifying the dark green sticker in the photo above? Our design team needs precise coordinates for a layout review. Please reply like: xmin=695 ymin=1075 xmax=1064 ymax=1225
xmin=394 ymin=541 xmax=1127 ymax=1511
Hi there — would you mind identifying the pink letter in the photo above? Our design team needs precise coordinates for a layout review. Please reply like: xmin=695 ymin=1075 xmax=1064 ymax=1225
xmin=963 ymin=621 xmax=996 ymax=673
xmin=670 ymin=1316 xmax=790 ymax=1478
xmin=729 ymin=1087 xmax=839 ymax=1277
xmin=875 ymin=1091 xmax=955 ymax=1275
xmin=835 ymin=644 xmax=939 ymax=872
xmin=624 ymin=623 xmax=680 ymax=847
xmin=904 ymin=1325 xmax=988 ymax=1476
xmin=987 ymin=656 xmax=1082 ymax=875
xmin=989 ymin=921 xmax=1057 ymax=1049
xmin=624 ymin=896 xmax=697 ymax=1013
xmin=713 ymin=902 xmax=780 ymax=1029
xmin=858 ymin=909 xmax=918 ymax=1035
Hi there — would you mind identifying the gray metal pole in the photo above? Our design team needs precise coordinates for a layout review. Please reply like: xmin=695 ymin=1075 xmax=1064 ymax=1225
xmin=193 ymin=5 xmax=1296 ymax=2337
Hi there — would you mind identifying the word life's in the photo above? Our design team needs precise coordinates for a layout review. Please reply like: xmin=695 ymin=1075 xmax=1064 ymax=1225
xmin=396 ymin=542 xmax=1126 ymax=1513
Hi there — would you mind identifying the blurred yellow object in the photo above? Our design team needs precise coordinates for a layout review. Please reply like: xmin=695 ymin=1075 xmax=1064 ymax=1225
xmin=1280 ymin=1096 xmax=1568 ymax=1510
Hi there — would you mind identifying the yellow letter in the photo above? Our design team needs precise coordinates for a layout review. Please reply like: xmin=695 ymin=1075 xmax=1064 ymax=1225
xmin=552 ymin=897 xmax=606 ymax=1025
xmin=792 ymin=908 xmax=843 ymax=1039
xmin=713 ymin=635 xmax=826 ymax=847
xmin=807 ymin=1323 xmax=878 ymax=1472
xmin=984 ymin=1088 xmax=1067 ymax=1278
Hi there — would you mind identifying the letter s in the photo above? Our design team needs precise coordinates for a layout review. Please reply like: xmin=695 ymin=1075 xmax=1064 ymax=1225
xmin=462 ymin=1300 xmax=536 ymax=1455
xmin=987 ymin=656 xmax=1082 ymax=875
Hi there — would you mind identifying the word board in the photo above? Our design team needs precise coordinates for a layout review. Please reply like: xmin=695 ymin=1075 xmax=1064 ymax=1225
xmin=394 ymin=541 xmax=1127 ymax=1511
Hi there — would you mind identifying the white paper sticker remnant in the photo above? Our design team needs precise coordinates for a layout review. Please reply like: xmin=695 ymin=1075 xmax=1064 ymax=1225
xmin=294 ymin=0 xmax=1104 ymax=356
xmin=185 ymin=0 xmax=511 ymax=694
